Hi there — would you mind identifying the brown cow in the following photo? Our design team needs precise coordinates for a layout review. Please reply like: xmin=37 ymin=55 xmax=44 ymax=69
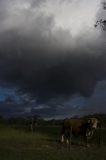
xmin=61 ymin=117 xmax=98 ymax=147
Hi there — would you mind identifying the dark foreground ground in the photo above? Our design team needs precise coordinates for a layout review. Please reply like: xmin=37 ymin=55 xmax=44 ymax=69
xmin=0 ymin=125 xmax=106 ymax=160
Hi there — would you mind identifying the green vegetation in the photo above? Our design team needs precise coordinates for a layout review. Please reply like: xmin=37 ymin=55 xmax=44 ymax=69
xmin=0 ymin=113 xmax=106 ymax=160
xmin=0 ymin=125 xmax=106 ymax=160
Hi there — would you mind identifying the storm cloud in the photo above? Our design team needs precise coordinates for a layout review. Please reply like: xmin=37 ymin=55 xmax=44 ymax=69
xmin=0 ymin=0 xmax=106 ymax=105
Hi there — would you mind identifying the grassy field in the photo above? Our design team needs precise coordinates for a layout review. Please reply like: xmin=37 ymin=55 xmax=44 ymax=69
xmin=0 ymin=125 xmax=106 ymax=160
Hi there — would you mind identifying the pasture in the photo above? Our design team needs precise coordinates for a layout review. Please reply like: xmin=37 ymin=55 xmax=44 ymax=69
xmin=0 ymin=125 xmax=106 ymax=160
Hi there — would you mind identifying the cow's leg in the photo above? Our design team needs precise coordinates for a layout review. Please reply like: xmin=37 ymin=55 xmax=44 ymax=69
xmin=69 ymin=126 xmax=72 ymax=146
xmin=61 ymin=124 xmax=65 ymax=144
xmin=85 ymin=130 xmax=92 ymax=147
xmin=61 ymin=134 xmax=65 ymax=143
xmin=68 ymin=127 xmax=72 ymax=150
xmin=65 ymin=131 xmax=69 ymax=144
xmin=66 ymin=128 xmax=72 ymax=147
xmin=85 ymin=136 xmax=90 ymax=147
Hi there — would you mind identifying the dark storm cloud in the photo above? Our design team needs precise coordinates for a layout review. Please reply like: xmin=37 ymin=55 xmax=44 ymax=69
xmin=0 ymin=101 xmax=24 ymax=117
xmin=0 ymin=0 xmax=106 ymax=105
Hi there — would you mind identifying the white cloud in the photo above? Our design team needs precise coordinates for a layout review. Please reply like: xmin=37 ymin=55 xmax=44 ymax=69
xmin=40 ymin=0 xmax=102 ymax=36
xmin=0 ymin=0 xmax=103 ymax=36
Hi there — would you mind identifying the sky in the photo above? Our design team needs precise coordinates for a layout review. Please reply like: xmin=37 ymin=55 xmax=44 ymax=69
xmin=0 ymin=0 xmax=106 ymax=119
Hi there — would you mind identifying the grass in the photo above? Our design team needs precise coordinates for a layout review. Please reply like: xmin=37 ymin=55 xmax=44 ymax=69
xmin=0 ymin=125 xmax=106 ymax=160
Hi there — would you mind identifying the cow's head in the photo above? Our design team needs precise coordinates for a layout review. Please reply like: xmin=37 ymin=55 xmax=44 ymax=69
xmin=87 ymin=118 xmax=98 ymax=129
xmin=86 ymin=118 xmax=98 ymax=138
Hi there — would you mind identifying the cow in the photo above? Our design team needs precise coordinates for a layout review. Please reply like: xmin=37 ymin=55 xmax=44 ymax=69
xmin=61 ymin=117 xmax=98 ymax=147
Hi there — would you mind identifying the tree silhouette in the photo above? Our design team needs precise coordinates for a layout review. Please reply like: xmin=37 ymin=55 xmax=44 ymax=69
xmin=94 ymin=19 xmax=106 ymax=31
xmin=94 ymin=2 xmax=106 ymax=31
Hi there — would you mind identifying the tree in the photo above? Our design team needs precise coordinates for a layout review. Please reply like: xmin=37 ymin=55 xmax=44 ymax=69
xmin=94 ymin=19 xmax=106 ymax=31
xmin=94 ymin=2 xmax=106 ymax=31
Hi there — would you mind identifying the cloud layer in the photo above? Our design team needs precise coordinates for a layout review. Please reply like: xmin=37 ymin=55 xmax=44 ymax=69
xmin=0 ymin=0 xmax=106 ymax=108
